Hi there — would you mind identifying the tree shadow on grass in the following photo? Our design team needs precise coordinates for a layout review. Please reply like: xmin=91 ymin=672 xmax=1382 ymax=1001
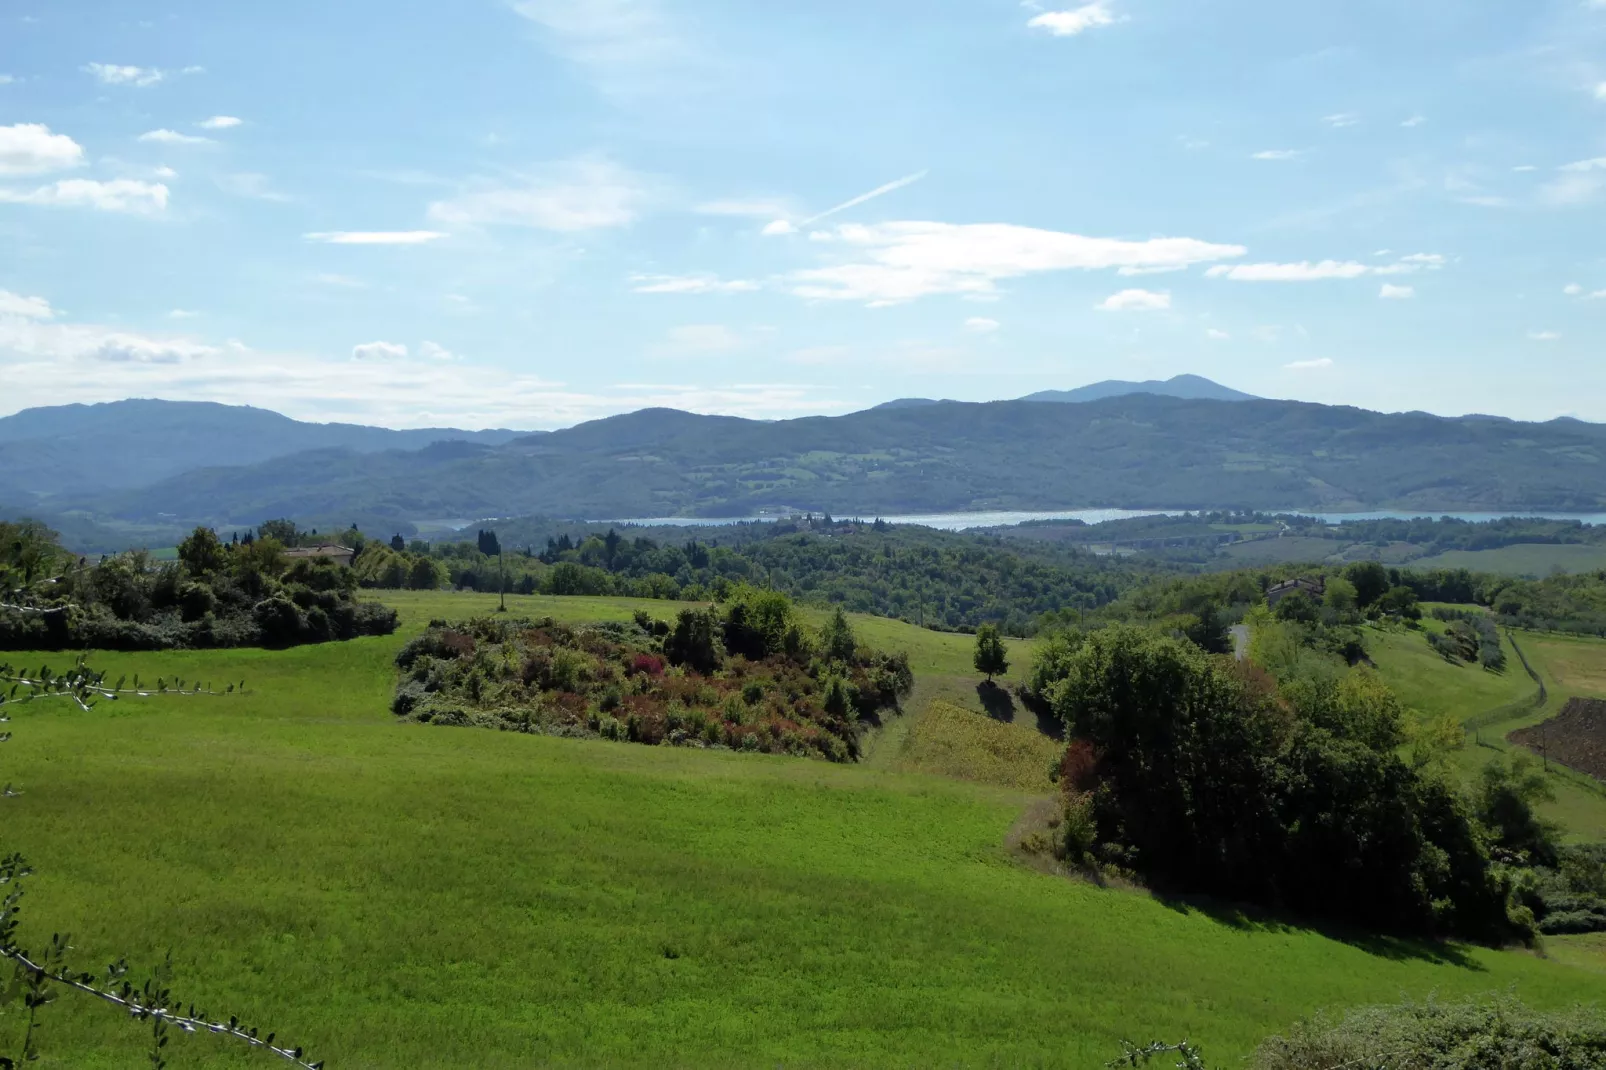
xmin=1150 ymin=890 xmax=1486 ymax=970
xmin=976 ymin=680 xmax=1016 ymax=722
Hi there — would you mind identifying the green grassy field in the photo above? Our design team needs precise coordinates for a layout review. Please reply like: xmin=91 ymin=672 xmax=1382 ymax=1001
xmin=1363 ymin=617 xmax=1606 ymax=842
xmin=1411 ymin=543 xmax=1606 ymax=577
xmin=5 ymin=593 xmax=1606 ymax=1068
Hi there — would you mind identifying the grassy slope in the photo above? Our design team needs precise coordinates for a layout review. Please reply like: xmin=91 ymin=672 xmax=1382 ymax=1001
xmin=1413 ymin=544 xmax=1606 ymax=577
xmin=5 ymin=593 xmax=1606 ymax=1068
xmin=1365 ymin=619 xmax=1606 ymax=841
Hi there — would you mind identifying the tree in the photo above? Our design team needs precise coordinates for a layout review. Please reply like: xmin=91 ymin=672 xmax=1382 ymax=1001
xmin=1477 ymin=754 xmax=1559 ymax=867
xmin=821 ymin=607 xmax=856 ymax=663
xmin=390 ymin=533 xmax=406 ymax=552
xmin=1324 ymin=576 xmax=1359 ymax=617
xmin=1 ymin=519 xmax=68 ymax=594
xmin=408 ymin=557 xmax=443 ymax=590
xmin=664 ymin=607 xmax=724 ymax=674
xmin=176 ymin=526 xmax=227 ymax=576
xmin=477 ymin=529 xmax=501 ymax=556
xmin=1182 ymin=604 xmax=1231 ymax=654
xmin=257 ymin=518 xmax=299 ymax=546
xmin=973 ymin=623 xmax=1009 ymax=681
xmin=1345 ymin=560 xmax=1390 ymax=609
xmin=1273 ymin=590 xmax=1319 ymax=624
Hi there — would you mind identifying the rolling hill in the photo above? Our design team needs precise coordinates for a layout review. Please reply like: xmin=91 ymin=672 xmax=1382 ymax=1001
xmin=48 ymin=393 xmax=1606 ymax=527
xmin=0 ymin=399 xmax=533 ymax=500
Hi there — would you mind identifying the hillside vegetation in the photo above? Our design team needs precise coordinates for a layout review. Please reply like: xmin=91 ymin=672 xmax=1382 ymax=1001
xmin=4 ymin=593 xmax=1605 ymax=1067
xmin=53 ymin=395 xmax=1606 ymax=527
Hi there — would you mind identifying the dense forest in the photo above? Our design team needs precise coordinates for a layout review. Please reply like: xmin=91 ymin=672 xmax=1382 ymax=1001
xmin=33 ymin=395 xmax=1606 ymax=528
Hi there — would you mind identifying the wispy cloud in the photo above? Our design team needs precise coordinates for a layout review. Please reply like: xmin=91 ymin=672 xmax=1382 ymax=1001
xmin=1285 ymin=357 xmax=1333 ymax=370
xmin=304 ymin=231 xmax=447 ymax=245
xmin=83 ymin=62 xmax=165 ymax=87
xmin=1027 ymin=3 xmax=1118 ymax=37
xmin=509 ymin=0 xmax=693 ymax=98
xmin=0 ymin=178 xmax=168 ymax=214
xmin=656 ymin=324 xmax=744 ymax=355
xmin=1379 ymin=283 xmax=1415 ymax=299
xmin=1323 ymin=113 xmax=1360 ymax=128
xmin=790 ymin=221 xmax=1244 ymax=305
xmin=1205 ymin=328 xmax=1230 ymax=340
xmin=0 ymin=123 xmax=84 ymax=175
xmin=1097 ymin=288 xmax=1171 ymax=311
xmin=138 ymin=129 xmax=214 ymax=146
xmin=0 ymin=290 xmax=54 ymax=319
xmin=1207 ymin=260 xmax=1368 ymax=281
xmin=429 ymin=158 xmax=648 ymax=230
xmin=198 ymin=115 xmax=242 ymax=130
xmin=219 ymin=173 xmax=290 ymax=202
xmin=167 ymin=309 xmax=201 ymax=319
xmin=695 ymin=198 xmax=792 ymax=219
xmin=1401 ymin=115 xmax=1427 ymax=128
xmin=1252 ymin=149 xmax=1304 ymax=161
xmin=964 ymin=316 xmax=1000 ymax=333
xmin=630 ymin=273 xmax=760 ymax=294
xmin=352 ymin=341 xmax=408 ymax=361
xmin=1528 ymin=329 xmax=1561 ymax=342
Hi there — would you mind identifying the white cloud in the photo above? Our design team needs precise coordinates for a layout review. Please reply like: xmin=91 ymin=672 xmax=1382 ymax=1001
xmin=1207 ymin=260 xmax=1369 ymax=282
xmin=1379 ymin=283 xmax=1414 ymax=299
xmin=0 ymin=290 xmax=54 ymax=319
xmin=1401 ymin=115 xmax=1427 ymax=128
xmin=1596 ymin=82 xmax=1606 ymax=102
xmin=84 ymin=62 xmax=164 ymax=87
xmin=167 ymin=309 xmax=200 ymax=319
xmin=1514 ymin=164 xmax=1537 ymax=173
xmin=761 ymin=219 xmax=797 ymax=236
xmin=1560 ymin=158 xmax=1606 ymax=172
xmin=1028 ymin=3 xmax=1118 ymax=36
xmin=303 ymin=231 xmax=447 ymax=244
xmin=660 ymin=324 xmax=743 ymax=354
xmin=1528 ymin=330 xmax=1561 ymax=341
xmin=1205 ymin=328 xmax=1230 ymax=340
xmin=428 ymin=159 xmax=646 ymax=231
xmin=1097 ymin=288 xmax=1171 ymax=311
xmin=0 ymin=75 xmax=15 ymax=86
xmin=630 ymin=273 xmax=760 ymax=294
xmin=1323 ymin=113 xmax=1360 ymax=128
xmin=1285 ymin=357 xmax=1333 ymax=370
xmin=1374 ymin=252 xmax=1446 ymax=275
xmin=138 ymin=129 xmax=213 ymax=146
xmin=0 ymin=178 xmax=168 ymax=214
xmin=0 ymin=123 xmax=85 ymax=175
xmin=1252 ymin=149 xmax=1303 ymax=161
xmin=788 ymin=220 xmax=1244 ymax=305
xmin=198 ymin=115 xmax=242 ymax=130
xmin=352 ymin=341 xmax=408 ymax=361
xmin=418 ymin=340 xmax=460 ymax=362
xmin=0 ymin=299 xmax=843 ymax=426
xmin=1565 ymin=283 xmax=1584 ymax=295
xmin=963 ymin=316 xmax=1000 ymax=333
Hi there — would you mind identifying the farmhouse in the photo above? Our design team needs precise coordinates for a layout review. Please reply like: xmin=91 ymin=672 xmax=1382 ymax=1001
xmin=283 ymin=543 xmax=356 ymax=568
xmin=1265 ymin=577 xmax=1325 ymax=607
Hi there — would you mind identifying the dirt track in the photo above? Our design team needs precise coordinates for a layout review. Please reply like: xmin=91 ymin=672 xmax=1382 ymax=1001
xmin=1511 ymin=698 xmax=1606 ymax=781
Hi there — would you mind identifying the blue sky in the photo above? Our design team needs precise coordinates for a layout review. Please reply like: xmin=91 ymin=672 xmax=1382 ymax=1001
xmin=2 ymin=0 xmax=1605 ymax=429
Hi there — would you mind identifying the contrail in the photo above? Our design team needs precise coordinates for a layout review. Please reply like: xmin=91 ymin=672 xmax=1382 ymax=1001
xmin=802 ymin=170 xmax=928 ymax=226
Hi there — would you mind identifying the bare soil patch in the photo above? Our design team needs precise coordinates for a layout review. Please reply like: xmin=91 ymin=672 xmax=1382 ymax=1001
xmin=1511 ymin=697 xmax=1606 ymax=781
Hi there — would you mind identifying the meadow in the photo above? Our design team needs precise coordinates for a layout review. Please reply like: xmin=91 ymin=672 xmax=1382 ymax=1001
xmin=4 ymin=591 xmax=1606 ymax=1068
xmin=1411 ymin=543 xmax=1606 ymax=577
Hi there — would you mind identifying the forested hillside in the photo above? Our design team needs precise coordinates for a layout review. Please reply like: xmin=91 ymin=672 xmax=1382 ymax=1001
xmin=50 ymin=395 xmax=1606 ymax=527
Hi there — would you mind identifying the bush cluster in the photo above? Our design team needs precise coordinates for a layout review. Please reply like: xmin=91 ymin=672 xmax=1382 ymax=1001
xmin=0 ymin=525 xmax=397 ymax=651
xmin=390 ymin=589 xmax=911 ymax=762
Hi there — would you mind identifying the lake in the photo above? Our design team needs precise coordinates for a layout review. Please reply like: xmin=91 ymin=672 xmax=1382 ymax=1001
xmin=604 ymin=509 xmax=1606 ymax=531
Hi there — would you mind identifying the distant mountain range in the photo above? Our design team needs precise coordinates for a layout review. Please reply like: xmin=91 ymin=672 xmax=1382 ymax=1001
xmin=870 ymin=374 xmax=1258 ymax=410
xmin=1 ymin=391 xmax=1601 ymax=540
xmin=0 ymin=399 xmax=532 ymax=501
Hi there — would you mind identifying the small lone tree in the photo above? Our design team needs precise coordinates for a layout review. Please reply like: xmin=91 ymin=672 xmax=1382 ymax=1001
xmin=821 ymin=607 xmax=856 ymax=663
xmin=974 ymin=623 xmax=1009 ymax=682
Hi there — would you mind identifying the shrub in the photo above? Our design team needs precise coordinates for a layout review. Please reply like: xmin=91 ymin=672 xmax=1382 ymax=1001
xmin=1251 ymin=995 xmax=1606 ymax=1070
